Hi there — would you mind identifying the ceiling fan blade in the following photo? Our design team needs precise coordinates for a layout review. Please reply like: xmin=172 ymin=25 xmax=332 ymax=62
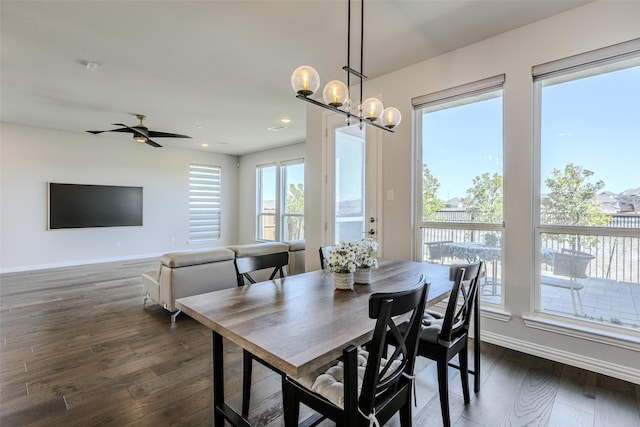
xmin=148 ymin=130 xmax=191 ymax=139
xmin=112 ymin=123 xmax=148 ymax=138
xmin=86 ymin=127 xmax=135 ymax=135
xmin=145 ymin=139 xmax=162 ymax=148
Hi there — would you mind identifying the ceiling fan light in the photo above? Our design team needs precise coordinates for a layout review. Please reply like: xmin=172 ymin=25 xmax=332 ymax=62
xmin=322 ymin=80 xmax=349 ymax=108
xmin=134 ymin=135 xmax=147 ymax=143
xmin=381 ymin=107 xmax=402 ymax=129
xmin=291 ymin=65 xmax=320 ymax=97
xmin=362 ymin=97 xmax=384 ymax=121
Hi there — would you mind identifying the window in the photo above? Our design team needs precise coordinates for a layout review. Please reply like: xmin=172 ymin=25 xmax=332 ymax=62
xmin=282 ymin=160 xmax=305 ymax=241
xmin=414 ymin=75 xmax=505 ymax=305
xmin=534 ymin=39 xmax=640 ymax=331
xmin=257 ymin=159 xmax=304 ymax=241
xmin=189 ymin=163 xmax=221 ymax=242
xmin=257 ymin=164 xmax=277 ymax=241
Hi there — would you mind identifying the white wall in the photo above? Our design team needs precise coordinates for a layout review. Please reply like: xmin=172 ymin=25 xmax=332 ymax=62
xmin=0 ymin=123 xmax=239 ymax=272
xmin=306 ymin=2 xmax=640 ymax=382
xmin=237 ymin=143 xmax=305 ymax=244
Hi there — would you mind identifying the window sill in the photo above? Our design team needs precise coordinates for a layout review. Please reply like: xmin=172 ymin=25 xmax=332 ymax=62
xmin=523 ymin=314 xmax=640 ymax=352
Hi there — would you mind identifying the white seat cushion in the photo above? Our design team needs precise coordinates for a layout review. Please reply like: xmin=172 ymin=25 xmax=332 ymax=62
xmin=296 ymin=348 xmax=401 ymax=408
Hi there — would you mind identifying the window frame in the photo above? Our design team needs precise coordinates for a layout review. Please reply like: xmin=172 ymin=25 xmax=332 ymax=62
xmin=532 ymin=39 xmax=640 ymax=333
xmin=281 ymin=158 xmax=305 ymax=242
xmin=413 ymin=75 xmax=505 ymax=308
xmin=256 ymin=163 xmax=278 ymax=241
xmin=256 ymin=159 xmax=305 ymax=242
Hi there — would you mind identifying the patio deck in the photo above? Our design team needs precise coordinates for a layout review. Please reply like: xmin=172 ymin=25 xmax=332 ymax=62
xmin=479 ymin=276 xmax=640 ymax=330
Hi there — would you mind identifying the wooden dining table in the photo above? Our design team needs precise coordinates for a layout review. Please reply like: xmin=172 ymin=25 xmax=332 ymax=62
xmin=175 ymin=258 xmax=475 ymax=427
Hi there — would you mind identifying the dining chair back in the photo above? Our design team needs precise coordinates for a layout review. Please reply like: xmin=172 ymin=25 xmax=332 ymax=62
xmin=418 ymin=259 xmax=483 ymax=427
xmin=318 ymin=245 xmax=336 ymax=269
xmin=283 ymin=276 xmax=429 ymax=426
xmin=233 ymin=250 xmax=289 ymax=416
xmin=234 ymin=251 xmax=289 ymax=287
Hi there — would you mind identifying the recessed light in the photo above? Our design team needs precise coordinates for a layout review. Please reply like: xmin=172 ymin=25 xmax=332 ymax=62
xmin=280 ymin=117 xmax=291 ymax=124
xmin=201 ymin=143 xmax=209 ymax=147
xmin=197 ymin=125 xmax=204 ymax=129
xmin=267 ymin=125 xmax=287 ymax=132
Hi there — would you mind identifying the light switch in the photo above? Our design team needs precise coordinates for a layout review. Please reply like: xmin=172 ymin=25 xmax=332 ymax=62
xmin=387 ymin=189 xmax=394 ymax=201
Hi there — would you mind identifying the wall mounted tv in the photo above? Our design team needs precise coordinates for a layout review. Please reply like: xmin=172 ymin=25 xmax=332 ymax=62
xmin=48 ymin=183 xmax=143 ymax=229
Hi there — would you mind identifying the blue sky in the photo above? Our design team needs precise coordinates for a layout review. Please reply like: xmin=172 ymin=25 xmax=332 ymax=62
xmin=423 ymin=64 xmax=640 ymax=200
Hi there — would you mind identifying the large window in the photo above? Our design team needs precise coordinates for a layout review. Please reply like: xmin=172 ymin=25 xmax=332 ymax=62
xmin=414 ymin=75 xmax=505 ymax=305
xmin=257 ymin=159 xmax=304 ymax=241
xmin=189 ymin=163 xmax=221 ymax=243
xmin=257 ymin=164 xmax=276 ymax=241
xmin=534 ymin=40 xmax=640 ymax=332
xmin=282 ymin=160 xmax=305 ymax=241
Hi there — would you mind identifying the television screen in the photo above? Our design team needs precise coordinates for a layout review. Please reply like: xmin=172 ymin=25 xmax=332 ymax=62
xmin=48 ymin=183 xmax=143 ymax=229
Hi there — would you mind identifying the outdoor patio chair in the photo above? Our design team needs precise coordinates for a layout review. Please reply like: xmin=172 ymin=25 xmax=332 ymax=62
xmin=425 ymin=240 xmax=453 ymax=264
xmin=541 ymin=248 xmax=595 ymax=315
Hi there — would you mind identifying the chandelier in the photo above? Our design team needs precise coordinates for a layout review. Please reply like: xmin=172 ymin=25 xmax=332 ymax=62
xmin=290 ymin=0 xmax=401 ymax=132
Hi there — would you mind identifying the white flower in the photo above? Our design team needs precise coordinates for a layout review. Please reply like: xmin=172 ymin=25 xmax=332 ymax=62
xmin=325 ymin=238 xmax=379 ymax=273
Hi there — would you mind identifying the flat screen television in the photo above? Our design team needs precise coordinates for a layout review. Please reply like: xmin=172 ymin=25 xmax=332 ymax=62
xmin=48 ymin=183 xmax=143 ymax=229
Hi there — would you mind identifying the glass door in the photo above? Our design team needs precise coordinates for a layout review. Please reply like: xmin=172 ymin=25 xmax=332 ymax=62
xmin=326 ymin=114 xmax=380 ymax=246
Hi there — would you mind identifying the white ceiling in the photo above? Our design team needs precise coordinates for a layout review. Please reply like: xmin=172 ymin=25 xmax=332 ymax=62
xmin=1 ymin=0 xmax=588 ymax=155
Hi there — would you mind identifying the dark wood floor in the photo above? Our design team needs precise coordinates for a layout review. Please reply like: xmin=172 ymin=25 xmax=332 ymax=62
xmin=1 ymin=259 xmax=639 ymax=426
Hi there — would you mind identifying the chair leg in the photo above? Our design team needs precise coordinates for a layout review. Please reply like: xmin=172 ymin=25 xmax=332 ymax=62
xmin=459 ymin=349 xmax=471 ymax=404
xmin=242 ymin=350 xmax=253 ymax=416
xmin=575 ymin=289 xmax=585 ymax=315
xmin=399 ymin=398 xmax=412 ymax=427
xmin=436 ymin=359 xmax=452 ymax=427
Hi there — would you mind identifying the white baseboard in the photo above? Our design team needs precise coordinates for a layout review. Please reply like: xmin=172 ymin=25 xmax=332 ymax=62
xmin=482 ymin=330 xmax=640 ymax=385
xmin=0 ymin=253 xmax=163 ymax=274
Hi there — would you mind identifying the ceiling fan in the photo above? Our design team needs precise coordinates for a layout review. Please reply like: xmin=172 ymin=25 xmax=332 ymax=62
xmin=86 ymin=114 xmax=191 ymax=148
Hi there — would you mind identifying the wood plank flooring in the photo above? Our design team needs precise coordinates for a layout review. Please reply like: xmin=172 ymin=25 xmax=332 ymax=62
xmin=1 ymin=259 xmax=639 ymax=426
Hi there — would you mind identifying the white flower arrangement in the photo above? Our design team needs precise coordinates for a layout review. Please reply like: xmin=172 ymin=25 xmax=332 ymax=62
xmin=326 ymin=238 xmax=379 ymax=273
xmin=326 ymin=241 xmax=359 ymax=273
xmin=355 ymin=237 xmax=379 ymax=269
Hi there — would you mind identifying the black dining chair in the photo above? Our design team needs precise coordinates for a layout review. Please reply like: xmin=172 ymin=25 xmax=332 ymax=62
xmin=234 ymin=251 xmax=289 ymax=416
xmin=318 ymin=245 xmax=336 ymax=269
xmin=418 ymin=260 xmax=483 ymax=427
xmin=283 ymin=276 xmax=429 ymax=427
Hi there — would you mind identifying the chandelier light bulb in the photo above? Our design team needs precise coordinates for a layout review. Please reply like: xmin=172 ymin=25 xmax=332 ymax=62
xmin=362 ymin=97 xmax=384 ymax=121
xmin=291 ymin=65 xmax=320 ymax=97
xmin=381 ymin=107 xmax=402 ymax=129
xmin=322 ymin=80 xmax=349 ymax=108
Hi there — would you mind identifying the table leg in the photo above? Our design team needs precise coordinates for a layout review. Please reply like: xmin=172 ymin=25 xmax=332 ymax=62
xmin=213 ymin=331 xmax=225 ymax=426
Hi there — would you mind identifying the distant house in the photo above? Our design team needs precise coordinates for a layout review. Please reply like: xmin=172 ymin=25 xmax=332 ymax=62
xmin=618 ymin=188 xmax=640 ymax=214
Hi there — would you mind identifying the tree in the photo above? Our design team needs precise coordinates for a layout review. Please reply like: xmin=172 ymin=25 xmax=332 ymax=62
xmin=462 ymin=172 xmax=503 ymax=223
xmin=286 ymin=183 xmax=304 ymax=240
xmin=542 ymin=163 xmax=609 ymax=249
xmin=422 ymin=164 xmax=445 ymax=220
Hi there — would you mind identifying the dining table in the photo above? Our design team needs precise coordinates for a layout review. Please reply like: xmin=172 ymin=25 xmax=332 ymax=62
xmin=176 ymin=258 xmax=477 ymax=427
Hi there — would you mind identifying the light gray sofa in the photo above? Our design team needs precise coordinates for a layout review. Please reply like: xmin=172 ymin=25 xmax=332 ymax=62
xmin=142 ymin=241 xmax=305 ymax=321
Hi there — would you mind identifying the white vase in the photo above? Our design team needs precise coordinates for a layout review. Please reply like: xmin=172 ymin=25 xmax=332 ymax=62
xmin=354 ymin=267 xmax=372 ymax=284
xmin=334 ymin=272 xmax=354 ymax=290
